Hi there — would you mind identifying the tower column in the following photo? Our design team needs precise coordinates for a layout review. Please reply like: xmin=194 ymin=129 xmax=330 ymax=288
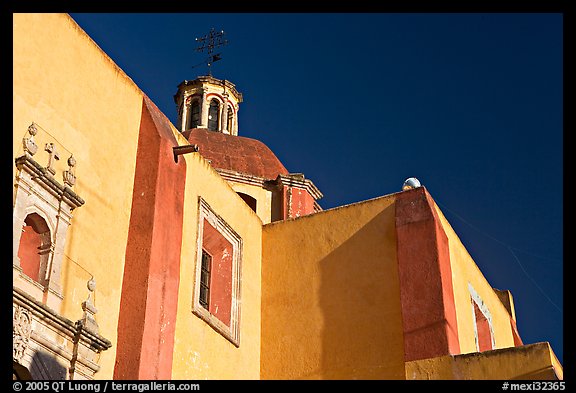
xmin=232 ymin=104 xmax=239 ymax=135
xmin=221 ymin=94 xmax=229 ymax=134
xmin=200 ymin=89 xmax=209 ymax=129
xmin=181 ymin=96 xmax=191 ymax=131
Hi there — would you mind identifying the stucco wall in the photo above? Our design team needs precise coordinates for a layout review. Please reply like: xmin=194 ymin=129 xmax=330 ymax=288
xmin=14 ymin=13 xmax=263 ymax=380
xmin=406 ymin=342 xmax=562 ymax=380
xmin=172 ymin=150 xmax=262 ymax=379
xmin=261 ymin=195 xmax=405 ymax=379
xmin=13 ymin=13 xmax=144 ymax=378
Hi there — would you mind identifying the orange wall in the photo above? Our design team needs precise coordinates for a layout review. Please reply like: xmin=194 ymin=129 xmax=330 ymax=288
xmin=13 ymin=13 xmax=144 ymax=378
xmin=113 ymin=97 xmax=187 ymax=380
xmin=261 ymin=195 xmax=405 ymax=379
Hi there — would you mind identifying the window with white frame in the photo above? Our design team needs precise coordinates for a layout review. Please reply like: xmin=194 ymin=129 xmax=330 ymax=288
xmin=468 ymin=283 xmax=495 ymax=352
xmin=193 ymin=197 xmax=242 ymax=347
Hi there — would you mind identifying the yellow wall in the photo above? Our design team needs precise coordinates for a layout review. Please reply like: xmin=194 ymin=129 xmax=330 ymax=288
xmin=15 ymin=12 xmax=548 ymax=382
xmin=15 ymin=13 xmax=263 ymax=380
xmin=261 ymin=195 xmax=405 ymax=379
xmin=172 ymin=149 xmax=262 ymax=379
xmin=433 ymin=203 xmax=516 ymax=353
xmin=13 ymin=13 xmax=145 ymax=378
xmin=406 ymin=342 xmax=562 ymax=380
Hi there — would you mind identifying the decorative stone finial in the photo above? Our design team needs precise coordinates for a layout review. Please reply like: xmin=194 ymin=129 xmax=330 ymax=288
xmin=28 ymin=123 xmax=38 ymax=136
xmin=23 ymin=123 xmax=39 ymax=156
xmin=63 ymin=155 xmax=77 ymax=187
xmin=81 ymin=277 xmax=99 ymax=335
xmin=87 ymin=277 xmax=96 ymax=292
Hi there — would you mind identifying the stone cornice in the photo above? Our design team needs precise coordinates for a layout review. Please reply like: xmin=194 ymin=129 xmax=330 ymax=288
xmin=14 ymin=286 xmax=76 ymax=337
xmin=15 ymin=154 xmax=85 ymax=209
xmin=75 ymin=319 xmax=112 ymax=351
xmin=178 ymin=76 xmax=243 ymax=103
xmin=270 ymin=173 xmax=324 ymax=201
xmin=216 ymin=168 xmax=268 ymax=188
xmin=13 ymin=286 xmax=112 ymax=352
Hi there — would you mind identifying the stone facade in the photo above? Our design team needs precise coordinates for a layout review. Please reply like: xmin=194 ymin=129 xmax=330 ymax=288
xmin=13 ymin=124 xmax=112 ymax=379
xmin=13 ymin=287 xmax=111 ymax=380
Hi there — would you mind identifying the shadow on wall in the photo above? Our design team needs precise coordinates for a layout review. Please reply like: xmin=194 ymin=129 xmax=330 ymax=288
xmin=318 ymin=204 xmax=406 ymax=379
xmin=13 ymin=361 xmax=32 ymax=380
xmin=30 ymin=350 xmax=67 ymax=380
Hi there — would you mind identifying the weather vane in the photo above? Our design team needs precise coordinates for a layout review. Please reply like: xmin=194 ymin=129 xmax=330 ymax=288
xmin=194 ymin=28 xmax=228 ymax=76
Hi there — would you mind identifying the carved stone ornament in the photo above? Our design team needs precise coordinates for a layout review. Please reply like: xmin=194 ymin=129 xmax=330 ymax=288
xmin=28 ymin=123 xmax=38 ymax=136
xmin=44 ymin=143 xmax=60 ymax=176
xmin=23 ymin=123 xmax=39 ymax=156
xmin=81 ymin=278 xmax=100 ymax=335
xmin=63 ymin=155 xmax=77 ymax=187
xmin=13 ymin=305 xmax=32 ymax=362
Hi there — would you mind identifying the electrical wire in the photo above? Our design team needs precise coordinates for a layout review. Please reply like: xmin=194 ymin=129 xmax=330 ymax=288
xmin=435 ymin=200 xmax=563 ymax=314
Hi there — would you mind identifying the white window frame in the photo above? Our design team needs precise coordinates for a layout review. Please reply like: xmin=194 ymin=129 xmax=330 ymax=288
xmin=468 ymin=283 xmax=496 ymax=352
xmin=192 ymin=197 xmax=242 ymax=347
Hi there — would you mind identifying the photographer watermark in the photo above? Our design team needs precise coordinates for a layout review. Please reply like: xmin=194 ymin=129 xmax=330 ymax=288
xmin=12 ymin=381 xmax=201 ymax=392
xmin=502 ymin=382 xmax=565 ymax=391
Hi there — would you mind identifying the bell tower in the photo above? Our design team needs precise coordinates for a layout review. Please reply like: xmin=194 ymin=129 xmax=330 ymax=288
xmin=174 ymin=76 xmax=243 ymax=135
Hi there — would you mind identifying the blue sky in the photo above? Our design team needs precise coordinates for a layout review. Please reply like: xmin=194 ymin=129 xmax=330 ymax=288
xmin=69 ymin=13 xmax=563 ymax=364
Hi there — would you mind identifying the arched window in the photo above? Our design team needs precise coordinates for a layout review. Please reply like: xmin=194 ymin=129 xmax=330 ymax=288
xmin=18 ymin=213 xmax=51 ymax=285
xmin=208 ymin=99 xmax=220 ymax=131
xmin=190 ymin=100 xmax=200 ymax=129
xmin=227 ymin=105 xmax=234 ymax=132
xmin=237 ymin=192 xmax=257 ymax=213
xmin=14 ymin=144 xmax=85 ymax=308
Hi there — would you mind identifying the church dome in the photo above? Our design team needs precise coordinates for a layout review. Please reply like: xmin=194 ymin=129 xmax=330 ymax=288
xmin=184 ymin=128 xmax=289 ymax=180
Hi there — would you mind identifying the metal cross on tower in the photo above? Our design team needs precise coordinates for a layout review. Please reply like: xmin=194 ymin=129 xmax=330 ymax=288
xmin=195 ymin=28 xmax=228 ymax=76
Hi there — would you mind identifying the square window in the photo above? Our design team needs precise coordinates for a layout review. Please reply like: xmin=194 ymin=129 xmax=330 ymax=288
xmin=193 ymin=197 xmax=242 ymax=347
xmin=199 ymin=250 xmax=212 ymax=310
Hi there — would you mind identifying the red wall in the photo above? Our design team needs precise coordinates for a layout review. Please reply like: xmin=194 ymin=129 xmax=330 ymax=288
xmin=395 ymin=187 xmax=460 ymax=362
xmin=114 ymin=97 xmax=185 ymax=380
xmin=18 ymin=225 xmax=41 ymax=282
xmin=510 ymin=317 xmax=524 ymax=347
xmin=473 ymin=301 xmax=493 ymax=352
xmin=282 ymin=186 xmax=315 ymax=220
xmin=202 ymin=219 xmax=233 ymax=327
